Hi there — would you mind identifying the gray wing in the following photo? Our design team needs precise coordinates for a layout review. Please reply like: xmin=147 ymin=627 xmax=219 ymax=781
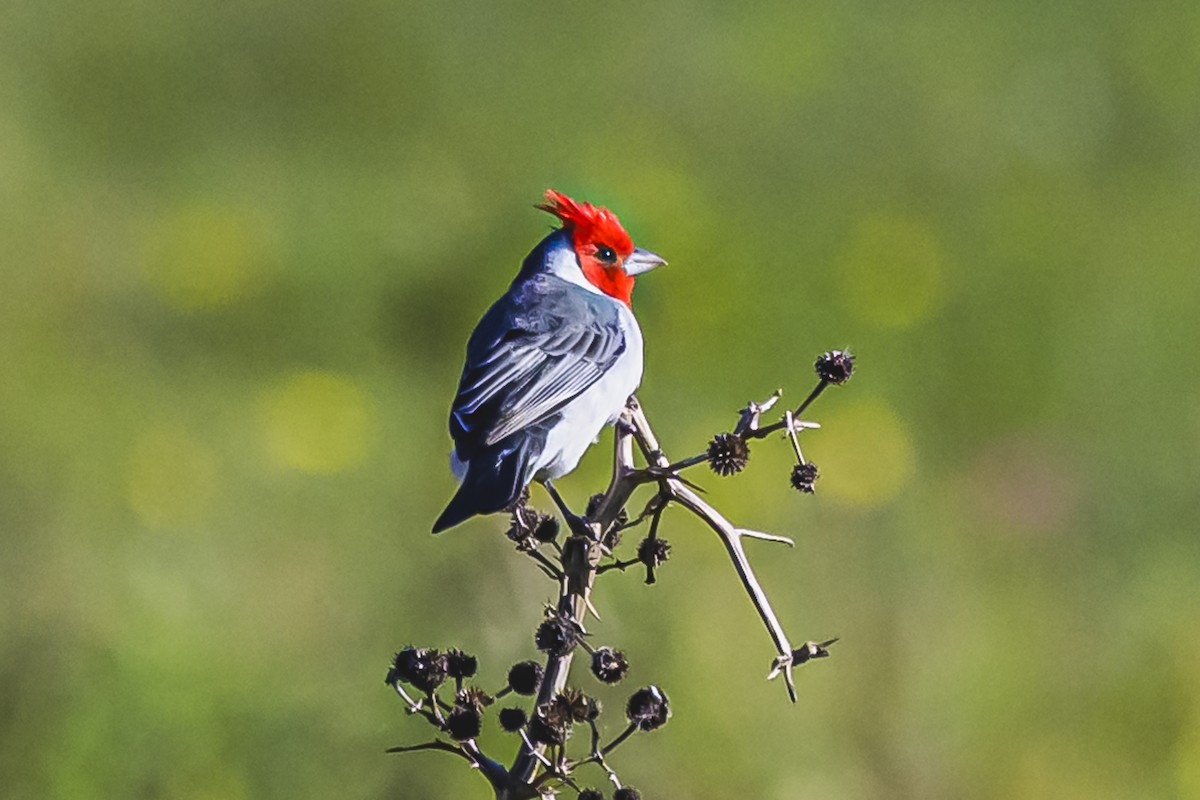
xmin=449 ymin=276 xmax=626 ymax=459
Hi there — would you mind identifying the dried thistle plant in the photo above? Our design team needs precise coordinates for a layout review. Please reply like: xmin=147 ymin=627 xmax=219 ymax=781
xmin=385 ymin=351 xmax=855 ymax=798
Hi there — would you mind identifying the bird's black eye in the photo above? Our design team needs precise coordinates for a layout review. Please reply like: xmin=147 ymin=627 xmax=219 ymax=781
xmin=595 ymin=246 xmax=617 ymax=264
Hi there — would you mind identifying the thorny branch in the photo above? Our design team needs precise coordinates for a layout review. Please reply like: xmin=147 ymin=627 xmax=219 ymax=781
xmin=626 ymin=397 xmax=803 ymax=700
xmin=387 ymin=350 xmax=854 ymax=799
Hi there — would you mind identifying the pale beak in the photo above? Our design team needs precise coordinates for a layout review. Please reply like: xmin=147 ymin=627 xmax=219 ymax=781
xmin=623 ymin=247 xmax=667 ymax=276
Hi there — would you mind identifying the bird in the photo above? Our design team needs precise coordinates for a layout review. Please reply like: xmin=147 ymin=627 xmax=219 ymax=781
xmin=432 ymin=189 xmax=666 ymax=533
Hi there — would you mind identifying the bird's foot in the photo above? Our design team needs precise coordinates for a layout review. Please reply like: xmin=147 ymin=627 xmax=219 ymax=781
xmin=562 ymin=511 xmax=592 ymax=539
xmin=539 ymin=479 xmax=592 ymax=539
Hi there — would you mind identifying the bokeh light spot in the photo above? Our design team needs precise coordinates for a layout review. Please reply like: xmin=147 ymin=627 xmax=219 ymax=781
xmin=1178 ymin=722 xmax=1200 ymax=796
xmin=1175 ymin=639 xmax=1200 ymax=798
xmin=260 ymin=371 xmax=374 ymax=474
xmin=140 ymin=203 xmax=278 ymax=311
xmin=124 ymin=424 xmax=220 ymax=528
xmin=837 ymin=214 xmax=946 ymax=329
xmin=811 ymin=397 xmax=915 ymax=507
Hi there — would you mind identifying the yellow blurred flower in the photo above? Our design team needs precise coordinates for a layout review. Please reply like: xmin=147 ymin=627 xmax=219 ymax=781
xmin=810 ymin=397 xmax=915 ymax=507
xmin=140 ymin=202 xmax=279 ymax=311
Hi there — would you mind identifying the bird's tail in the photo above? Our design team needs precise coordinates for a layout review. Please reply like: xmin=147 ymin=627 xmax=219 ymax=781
xmin=432 ymin=438 xmax=539 ymax=533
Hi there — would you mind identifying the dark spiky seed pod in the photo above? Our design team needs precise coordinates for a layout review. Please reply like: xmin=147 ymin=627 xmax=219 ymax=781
xmin=505 ymin=508 xmax=538 ymax=551
xmin=626 ymin=685 xmax=671 ymax=731
xmin=507 ymin=661 xmax=543 ymax=696
xmin=591 ymin=647 xmax=630 ymax=684
xmin=579 ymin=790 xmax=605 ymax=800
xmin=505 ymin=525 xmax=531 ymax=549
xmin=791 ymin=462 xmax=819 ymax=493
xmin=535 ymin=612 xmax=582 ymax=658
xmin=498 ymin=706 xmax=528 ymax=733
xmin=636 ymin=536 xmax=670 ymax=568
xmin=532 ymin=515 xmax=560 ymax=543
xmin=446 ymin=706 xmax=483 ymax=741
xmin=582 ymin=695 xmax=602 ymax=721
xmin=602 ymin=524 xmax=623 ymax=552
xmin=815 ymin=350 xmax=854 ymax=384
xmin=527 ymin=707 xmax=569 ymax=746
xmin=456 ymin=687 xmax=493 ymax=711
xmin=384 ymin=655 xmax=404 ymax=686
xmin=587 ymin=491 xmax=628 ymax=552
xmin=707 ymin=433 xmax=749 ymax=476
xmin=613 ymin=789 xmax=641 ymax=800
xmin=586 ymin=493 xmax=605 ymax=517
xmin=445 ymin=649 xmax=478 ymax=679
xmin=387 ymin=647 xmax=420 ymax=686
xmin=587 ymin=492 xmax=629 ymax=530
xmin=388 ymin=647 xmax=449 ymax=693
xmin=552 ymin=688 xmax=600 ymax=723
xmin=539 ymin=697 xmax=572 ymax=729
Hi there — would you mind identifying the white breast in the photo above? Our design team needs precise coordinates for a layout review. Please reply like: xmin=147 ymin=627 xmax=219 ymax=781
xmin=534 ymin=303 xmax=643 ymax=479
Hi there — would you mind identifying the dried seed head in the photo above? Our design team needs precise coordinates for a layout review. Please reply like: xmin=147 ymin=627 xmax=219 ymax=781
xmin=585 ymin=493 xmax=605 ymax=517
xmin=535 ymin=611 xmax=583 ymax=658
xmin=602 ymin=526 xmax=623 ymax=552
xmin=384 ymin=653 xmax=406 ymax=686
xmin=551 ymin=688 xmax=600 ymax=724
xmin=532 ymin=515 xmax=560 ymax=543
xmin=527 ymin=706 xmax=569 ymax=746
xmin=614 ymin=787 xmax=641 ymax=800
xmin=626 ymin=685 xmax=671 ymax=731
xmin=446 ymin=705 xmax=483 ymax=741
xmin=506 ymin=505 xmax=554 ymax=552
xmin=587 ymin=492 xmax=629 ymax=537
xmin=445 ymin=649 xmax=478 ymax=679
xmin=506 ymin=661 xmax=544 ymax=696
xmin=815 ymin=350 xmax=854 ymax=384
xmin=791 ymin=462 xmax=819 ymax=493
xmin=539 ymin=696 xmax=573 ymax=729
xmin=583 ymin=696 xmax=603 ymax=721
xmin=578 ymin=790 xmax=605 ymax=800
xmin=707 ymin=433 xmax=750 ymax=476
xmin=387 ymin=647 xmax=449 ymax=693
xmin=590 ymin=647 xmax=630 ymax=685
xmin=498 ymin=706 xmax=528 ymax=733
xmin=636 ymin=536 xmax=671 ymax=569
xmin=455 ymin=686 xmax=493 ymax=711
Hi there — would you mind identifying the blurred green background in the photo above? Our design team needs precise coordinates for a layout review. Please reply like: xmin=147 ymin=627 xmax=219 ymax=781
xmin=3 ymin=1 xmax=1199 ymax=798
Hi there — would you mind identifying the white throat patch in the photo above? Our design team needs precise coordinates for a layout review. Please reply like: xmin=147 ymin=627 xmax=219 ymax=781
xmin=542 ymin=233 xmax=605 ymax=296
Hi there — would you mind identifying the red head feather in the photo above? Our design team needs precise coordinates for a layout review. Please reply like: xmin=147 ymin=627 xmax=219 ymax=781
xmin=537 ymin=189 xmax=635 ymax=257
xmin=537 ymin=189 xmax=637 ymax=305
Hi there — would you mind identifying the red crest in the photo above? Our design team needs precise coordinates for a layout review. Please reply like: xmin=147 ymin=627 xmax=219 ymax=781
xmin=537 ymin=189 xmax=634 ymax=257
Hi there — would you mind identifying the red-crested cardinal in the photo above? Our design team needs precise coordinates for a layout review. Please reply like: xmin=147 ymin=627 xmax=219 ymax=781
xmin=432 ymin=190 xmax=665 ymax=533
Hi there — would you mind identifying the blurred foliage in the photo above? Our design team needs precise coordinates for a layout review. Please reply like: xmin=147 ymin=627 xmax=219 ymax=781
xmin=2 ymin=1 xmax=1199 ymax=798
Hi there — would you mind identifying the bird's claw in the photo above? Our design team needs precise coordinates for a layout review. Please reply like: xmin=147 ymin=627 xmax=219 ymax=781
xmin=563 ymin=512 xmax=592 ymax=539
